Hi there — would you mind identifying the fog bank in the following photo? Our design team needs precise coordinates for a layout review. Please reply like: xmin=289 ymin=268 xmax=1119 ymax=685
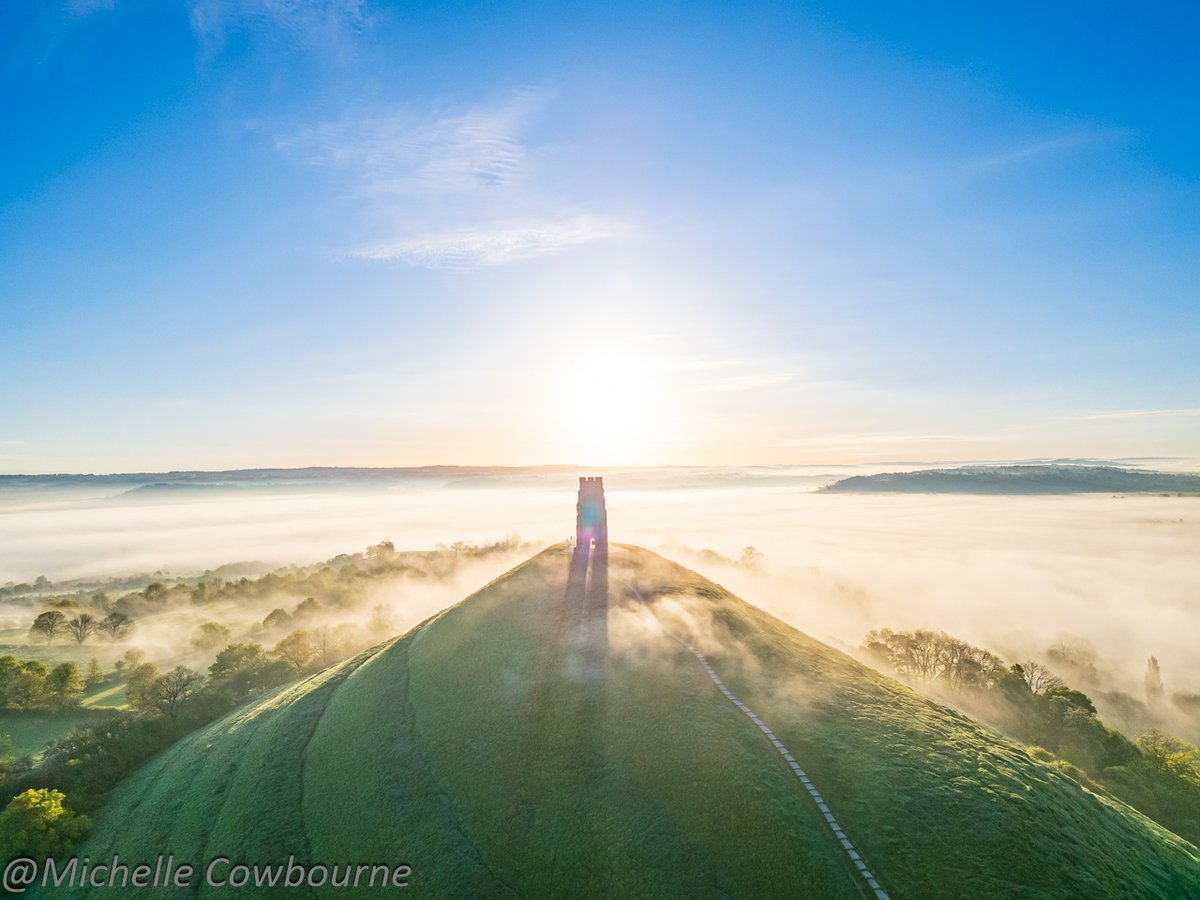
xmin=1 ymin=478 xmax=1196 ymax=696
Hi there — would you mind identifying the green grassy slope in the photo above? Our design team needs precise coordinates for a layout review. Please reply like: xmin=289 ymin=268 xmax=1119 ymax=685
xmin=44 ymin=545 xmax=1200 ymax=899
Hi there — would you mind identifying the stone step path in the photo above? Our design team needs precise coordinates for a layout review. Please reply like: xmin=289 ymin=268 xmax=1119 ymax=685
xmin=674 ymin=637 xmax=891 ymax=900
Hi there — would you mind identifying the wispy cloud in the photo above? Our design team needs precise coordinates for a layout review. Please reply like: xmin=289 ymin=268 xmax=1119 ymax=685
xmin=66 ymin=0 xmax=116 ymax=16
xmin=186 ymin=0 xmax=372 ymax=58
xmin=784 ymin=432 xmax=983 ymax=447
xmin=348 ymin=216 xmax=618 ymax=267
xmin=278 ymin=89 xmax=540 ymax=197
xmin=277 ymin=89 xmax=621 ymax=267
xmin=654 ymin=359 xmax=741 ymax=372
xmin=707 ymin=373 xmax=794 ymax=392
xmin=1074 ymin=408 xmax=1200 ymax=421
xmin=969 ymin=129 xmax=1126 ymax=171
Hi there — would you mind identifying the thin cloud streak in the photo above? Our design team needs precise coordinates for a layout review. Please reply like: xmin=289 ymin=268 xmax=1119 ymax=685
xmin=349 ymin=216 xmax=618 ymax=267
xmin=654 ymin=359 xmax=742 ymax=372
xmin=784 ymin=432 xmax=987 ymax=447
xmin=707 ymin=373 xmax=794 ymax=392
xmin=1076 ymin=408 xmax=1200 ymax=421
xmin=969 ymin=129 xmax=1127 ymax=171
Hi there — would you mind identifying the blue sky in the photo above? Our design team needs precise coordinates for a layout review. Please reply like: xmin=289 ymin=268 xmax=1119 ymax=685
xmin=1 ymin=0 xmax=1197 ymax=471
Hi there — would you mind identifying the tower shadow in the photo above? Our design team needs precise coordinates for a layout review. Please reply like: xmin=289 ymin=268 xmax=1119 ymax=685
xmin=566 ymin=477 xmax=609 ymax=679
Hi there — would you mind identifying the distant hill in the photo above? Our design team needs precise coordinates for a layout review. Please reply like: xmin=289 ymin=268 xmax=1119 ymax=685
xmin=43 ymin=546 xmax=1200 ymax=898
xmin=823 ymin=465 xmax=1200 ymax=495
xmin=0 ymin=465 xmax=833 ymax=495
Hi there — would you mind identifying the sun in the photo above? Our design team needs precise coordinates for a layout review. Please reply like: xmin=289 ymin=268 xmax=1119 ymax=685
xmin=558 ymin=353 xmax=659 ymax=464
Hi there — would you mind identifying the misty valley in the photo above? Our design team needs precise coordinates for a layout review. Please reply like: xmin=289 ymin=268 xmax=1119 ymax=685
xmin=0 ymin=471 xmax=1198 ymax=896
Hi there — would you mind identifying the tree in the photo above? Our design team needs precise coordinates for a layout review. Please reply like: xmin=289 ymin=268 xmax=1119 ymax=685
xmin=209 ymin=643 xmax=292 ymax=700
xmin=5 ymin=662 xmax=47 ymax=709
xmin=294 ymin=597 xmax=322 ymax=619
xmin=143 ymin=582 xmax=168 ymax=605
xmin=366 ymin=539 xmax=395 ymax=559
xmin=1137 ymin=730 xmax=1200 ymax=779
xmin=66 ymin=613 xmax=97 ymax=645
xmin=153 ymin=666 xmax=201 ymax=717
xmin=1046 ymin=685 xmax=1097 ymax=715
xmin=191 ymin=621 xmax=233 ymax=652
xmin=97 ymin=612 xmax=135 ymax=641
xmin=368 ymin=605 xmax=395 ymax=636
xmin=84 ymin=658 xmax=105 ymax=690
xmin=190 ymin=580 xmax=220 ymax=604
xmin=1018 ymin=661 xmax=1064 ymax=696
xmin=0 ymin=789 xmax=91 ymax=859
xmin=45 ymin=663 xmax=85 ymax=709
xmin=126 ymin=662 xmax=162 ymax=713
xmin=30 ymin=610 xmax=68 ymax=645
xmin=209 ymin=643 xmax=267 ymax=695
xmin=263 ymin=607 xmax=292 ymax=631
xmin=113 ymin=648 xmax=145 ymax=675
xmin=273 ymin=629 xmax=316 ymax=672
xmin=738 ymin=546 xmax=764 ymax=568
xmin=0 ymin=655 xmax=22 ymax=705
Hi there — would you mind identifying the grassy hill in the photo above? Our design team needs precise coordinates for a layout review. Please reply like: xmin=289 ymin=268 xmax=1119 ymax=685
xmin=823 ymin=464 xmax=1200 ymax=494
xmin=42 ymin=545 xmax=1200 ymax=898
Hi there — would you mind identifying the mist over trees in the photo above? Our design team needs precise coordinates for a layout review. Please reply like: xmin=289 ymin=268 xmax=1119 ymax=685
xmin=864 ymin=628 xmax=1200 ymax=845
xmin=29 ymin=610 xmax=67 ymax=644
xmin=0 ymin=535 xmax=534 ymax=861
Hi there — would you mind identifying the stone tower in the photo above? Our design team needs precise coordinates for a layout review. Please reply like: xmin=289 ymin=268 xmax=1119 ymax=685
xmin=567 ymin=476 xmax=608 ymax=668
xmin=575 ymin=476 xmax=608 ymax=551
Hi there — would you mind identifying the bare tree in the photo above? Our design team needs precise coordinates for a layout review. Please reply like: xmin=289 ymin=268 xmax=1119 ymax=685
xmin=368 ymin=605 xmax=395 ymax=635
xmin=154 ymin=666 xmax=201 ymax=717
xmin=66 ymin=613 xmax=97 ymax=645
xmin=1020 ymin=661 xmax=1064 ymax=695
xmin=312 ymin=626 xmax=334 ymax=667
xmin=98 ymin=612 xmax=135 ymax=641
xmin=866 ymin=628 xmax=1007 ymax=691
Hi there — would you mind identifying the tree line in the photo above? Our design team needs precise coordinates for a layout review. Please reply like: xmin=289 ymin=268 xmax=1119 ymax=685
xmin=864 ymin=628 xmax=1200 ymax=846
xmin=0 ymin=657 xmax=104 ymax=710
xmin=28 ymin=611 xmax=135 ymax=645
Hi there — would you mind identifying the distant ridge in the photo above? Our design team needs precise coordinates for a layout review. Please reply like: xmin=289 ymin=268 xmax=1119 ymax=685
xmin=0 ymin=466 xmax=833 ymax=493
xmin=823 ymin=465 xmax=1200 ymax=495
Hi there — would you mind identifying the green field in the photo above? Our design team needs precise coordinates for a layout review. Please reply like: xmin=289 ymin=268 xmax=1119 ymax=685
xmin=1 ymin=681 xmax=128 ymax=758
xmin=41 ymin=545 xmax=1200 ymax=898
xmin=2 ymin=710 xmax=112 ymax=759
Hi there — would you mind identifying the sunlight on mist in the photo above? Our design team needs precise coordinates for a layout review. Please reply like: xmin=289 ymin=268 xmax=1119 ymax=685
xmin=1 ymin=478 xmax=1196 ymax=699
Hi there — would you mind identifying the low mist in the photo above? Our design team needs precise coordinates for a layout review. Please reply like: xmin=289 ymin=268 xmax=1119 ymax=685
xmin=1 ymin=475 xmax=1196 ymax=703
